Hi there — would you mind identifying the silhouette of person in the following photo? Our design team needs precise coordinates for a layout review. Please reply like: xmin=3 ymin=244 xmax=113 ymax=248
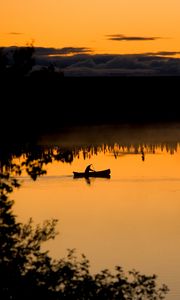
xmin=85 ymin=164 xmax=94 ymax=176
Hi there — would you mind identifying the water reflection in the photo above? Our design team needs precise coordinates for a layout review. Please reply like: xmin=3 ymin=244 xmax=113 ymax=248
xmin=0 ymin=133 xmax=172 ymax=299
xmin=0 ymin=139 xmax=179 ymax=180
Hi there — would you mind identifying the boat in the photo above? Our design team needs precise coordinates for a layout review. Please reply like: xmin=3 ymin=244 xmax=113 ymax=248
xmin=73 ymin=169 xmax=111 ymax=178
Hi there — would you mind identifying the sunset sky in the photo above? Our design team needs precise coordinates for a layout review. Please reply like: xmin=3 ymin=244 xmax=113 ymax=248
xmin=1 ymin=0 xmax=180 ymax=55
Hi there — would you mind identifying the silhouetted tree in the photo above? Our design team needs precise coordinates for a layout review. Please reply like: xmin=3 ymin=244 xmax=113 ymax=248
xmin=0 ymin=47 xmax=7 ymax=73
xmin=29 ymin=64 xmax=64 ymax=81
xmin=12 ymin=46 xmax=35 ymax=76
xmin=0 ymin=45 xmax=64 ymax=82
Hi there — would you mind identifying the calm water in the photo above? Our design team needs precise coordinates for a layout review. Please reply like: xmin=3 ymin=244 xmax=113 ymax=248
xmin=13 ymin=124 xmax=180 ymax=300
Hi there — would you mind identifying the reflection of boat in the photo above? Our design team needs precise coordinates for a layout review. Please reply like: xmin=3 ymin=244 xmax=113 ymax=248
xmin=73 ymin=169 xmax=111 ymax=178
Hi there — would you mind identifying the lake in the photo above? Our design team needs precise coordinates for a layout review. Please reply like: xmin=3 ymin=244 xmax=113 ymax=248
xmin=12 ymin=123 xmax=180 ymax=300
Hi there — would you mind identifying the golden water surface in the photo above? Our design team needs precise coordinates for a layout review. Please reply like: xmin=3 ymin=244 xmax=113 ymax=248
xmin=13 ymin=124 xmax=180 ymax=300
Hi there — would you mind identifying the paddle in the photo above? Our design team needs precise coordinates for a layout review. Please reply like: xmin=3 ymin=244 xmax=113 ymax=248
xmin=91 ymin=164 xmax=96 ymax=172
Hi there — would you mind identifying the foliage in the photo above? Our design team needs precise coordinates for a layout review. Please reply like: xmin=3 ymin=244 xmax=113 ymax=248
xmin=0 ymin=45 xmax=64 ymax=80
xmin=12 ymin=46 xmax=35 ymax=76
xmin=0 ymin=46 xmax=35 ymax=78
xmin=0 ymin=47 xmax=7 ymax=71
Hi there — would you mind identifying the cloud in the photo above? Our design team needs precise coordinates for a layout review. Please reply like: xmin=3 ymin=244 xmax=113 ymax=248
xmin=8 ymin=32 xmax=23 ymax=35
xmin=35 ymin=47 xmax=92 ymax=56
xmin=55 ymin=54 xmax=180 ymax=76
xmin=2 ymin=46 xmax=180 ymax=76
xmin=147 ymin=51 xmax=180 ymax=56
xmin=107 ymin=34 xmax=161 ymax=41
xmin=33 ymin=51 xmax=180 ymax=76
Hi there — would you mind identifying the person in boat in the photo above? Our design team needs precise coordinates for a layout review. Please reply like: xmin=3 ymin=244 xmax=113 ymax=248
xmin=85 ymin=164 xmax=94 ymax=176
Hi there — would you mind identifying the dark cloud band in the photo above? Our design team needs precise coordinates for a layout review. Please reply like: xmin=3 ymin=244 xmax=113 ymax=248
xmin=2 ymin=46 xmax=180 ymax=76
xmin=35 ymin=47 xmax=92 ymax=56
xmin=107 ymin=34 xmax=160 ymax=41
xmin=8 ymin=32 xmax=23 ymax=35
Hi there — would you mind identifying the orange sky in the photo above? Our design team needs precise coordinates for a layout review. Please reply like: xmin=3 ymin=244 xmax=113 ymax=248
xmin=1 ymin=0 xmax=180 ymax=54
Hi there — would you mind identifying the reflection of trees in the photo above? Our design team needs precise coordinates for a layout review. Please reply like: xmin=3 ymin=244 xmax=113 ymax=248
xmin=0 ymin=145 xmax=74 ymax=181
xmin=0 ymin=165 xmax=169 ymax=299
xmin=0 ymin=141 xmax=179 ymax=180
xmin=72 ymin=142 xmax=179 ymax=161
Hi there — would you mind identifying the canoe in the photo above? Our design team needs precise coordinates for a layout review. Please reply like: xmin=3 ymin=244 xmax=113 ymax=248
xmin=73 ymin=169 xmax=111 ymax=178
